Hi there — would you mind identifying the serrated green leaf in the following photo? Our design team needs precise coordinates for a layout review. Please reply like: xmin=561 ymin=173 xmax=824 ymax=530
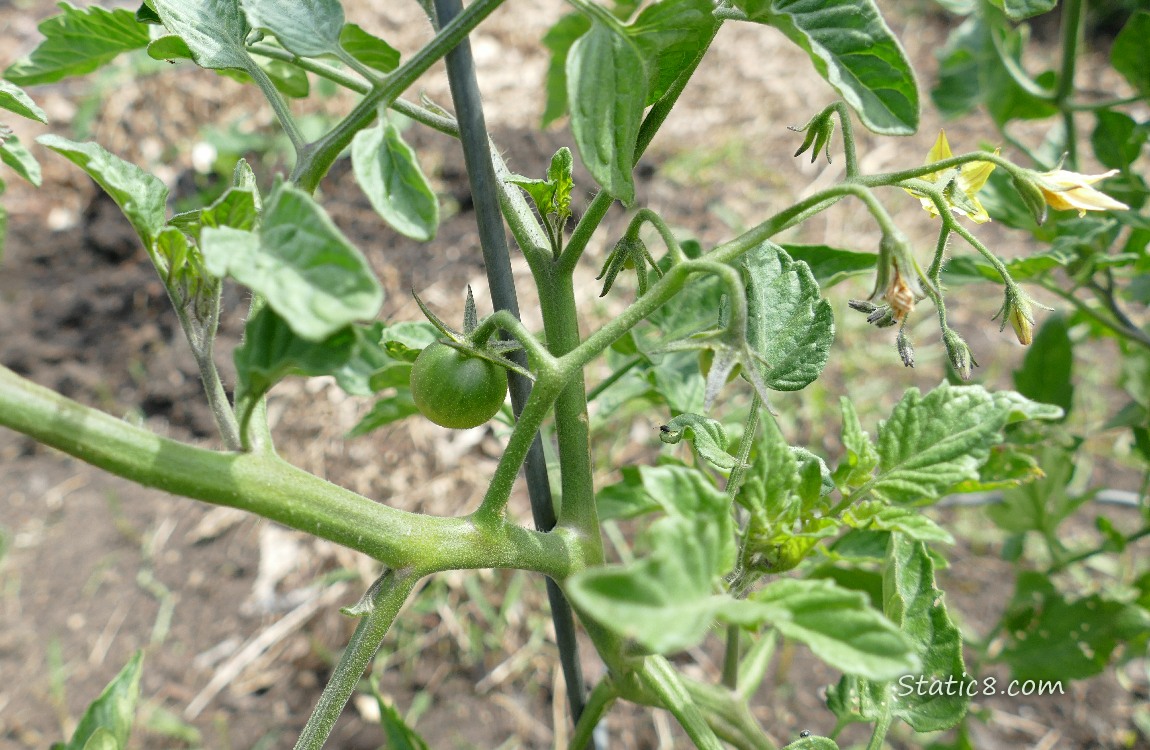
xmin=844 ymin=501 xmax=954 ymax=545
xmin=880 ymin=536 xmax=967 ymax=731
xmin=627 ymin=0 xmax=718 ymax=104
xmin=340 ymin=23 xmax=400 ymax=73
xmin=0 ymin=136 xmax=42 ymax=187
xmin=540 ymin=12 xmax=591 ymax=127
xmin=738 ymin=413 xmax=801 ymax=527
xmin=243 ymin=0 xmax=344 ymax=59
xmin=547 ymin=146 xmax=574 ymax=217
xmin=150 ymin=0 xmax=251 ymax=71
xmin=986 ymin=0 xmax=1055 ymax=20
xmin=781 ymin=243 xmax=876 ymax=288
xmin=65 ymin=651 xmax=143 ymax=750
xmin=567 ymin=20 xmax=647 ymax=205
xmin=727 ymin=578 xmax=918 ymax=680
xmin=4 ymin=3 xmax=151 ymax=85
xmin=1112 ymin=12 xmax=1150 ymax=99
xmin=1012 ymin=314 xmax=1073 ymax=416
xmin=871 ymin=384 xmax=1010 ymax=505
xmin=566 ymin=512 xmax=733 ymax=654
xmin=985 ymin=444 xmax=1084 ymax=534
xmin=660 ymin=412 xmax=737 ymax=470
xmin=352 ymin=114 xmax=439 ymax=241
xmin=834 ymin=396 xmax=879 ymax=491
xmin=0 ymin=81 xmax=47 ymax=123
xmin=999 ymin=572 xmax=1150 ymax=681
xmin=200 ymin=183 xmax=382 ymax=341
xmin=735 ymin=0 xmax=918 ymax=135
xmin=742 ymin=241 xmax=835 ymax=391
xmin=37 ymin=135 xmax=167 ymax=245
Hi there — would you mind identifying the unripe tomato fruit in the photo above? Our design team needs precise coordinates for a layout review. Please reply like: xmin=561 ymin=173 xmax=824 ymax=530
xmin=410 ymin=342 xmax=508 ymax=429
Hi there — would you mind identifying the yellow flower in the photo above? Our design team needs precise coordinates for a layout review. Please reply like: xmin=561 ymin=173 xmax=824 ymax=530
xmin=1031 ymin=169 xmax=1129 ymax=217
xmin=906 ymin=130 xmax=998 ymax=224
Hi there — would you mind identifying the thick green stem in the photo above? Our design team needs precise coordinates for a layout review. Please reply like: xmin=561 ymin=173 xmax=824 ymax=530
xmin=0 ymin=365 xmax=577 ymax=578
xmin=294 ymin=569 xmax=420 ymax=750
xmin=433 ymin=0 xmax=593 ymax=739
xmin=1056 ymin=0 xmax=1084 ymax=169
xmin=639 ymin=657 xmax=725 ymax=750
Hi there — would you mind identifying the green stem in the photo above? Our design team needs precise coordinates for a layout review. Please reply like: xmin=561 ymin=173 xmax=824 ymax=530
xmin=293 ymin=569 xmax=420 ymax=750
xmin=831 ymin=101 xmax=860 ymax=179
xmin=292 ymin=0 xmax=507 ymax=192
xmin=567 ymin=679 xmax=617 ymax=750
xmin=866 ymin=713 xmax=892 ymax=750
xmin=432 ymin=1 xmax=593 ymax=740
xmin=721 ymin=625 xmax=741 ymax=690
xmin=170 ymin=284 xmax=241 ymax=451
xmin=243 ymin=57 xmax=305 ymax=154
xmin=586 ymin=355 xmax=644 ymax=403
xmin=1056 ymin=0 xmax=1084 ymax=168
xmin=0 ymin=365 xmax=577 ymax=578
xmin=629 ymin=208 xmax=686 ymax=264
xmin=639 ymin=657 xmax=725 ymax=750
xmin=1034 ymin=279 xmax=1150 ymax=349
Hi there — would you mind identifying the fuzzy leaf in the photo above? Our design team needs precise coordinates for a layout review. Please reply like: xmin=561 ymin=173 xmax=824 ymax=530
xmin=352 ymin=114 xmax=439 ymax=241
xmin=735 ymin=0 xmax=919 ymax=134
xmin=742 ymin=241 xmax=835 ymax=390
xmin=149 ymin=0 xmax=251 ymax=71
xmin=340 ymin=23 xmax=400 ymax=72
xmin=0 ymin=136 xmax=42 ymax=187
xmin=567 ymin=20 xmax=647 ymax=205
xmin=0 ymin=81 xmax=48 ymax=123
xmin=37 ymin=135 xmax=167 ymax=245
xmin=660 ymin=413 xmax=738 ymax=470
xmin=4 ymin=3 xmax=151 ymax=85
xmin=200 ymin=183 xmax=382 ymax=341
xmin=242 ymin=0 xmax=344 ymax=58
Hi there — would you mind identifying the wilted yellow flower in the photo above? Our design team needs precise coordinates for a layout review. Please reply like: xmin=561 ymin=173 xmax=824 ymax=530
xmin=1030 ymin=169 xmax=1129 ymax=216
xmin=906 ymin=130 xmax=998 ymax=224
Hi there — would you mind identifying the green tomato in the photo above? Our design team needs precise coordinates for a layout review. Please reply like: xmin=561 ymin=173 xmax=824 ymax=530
xmin=410 ymin=342 xmax=508 ymax=429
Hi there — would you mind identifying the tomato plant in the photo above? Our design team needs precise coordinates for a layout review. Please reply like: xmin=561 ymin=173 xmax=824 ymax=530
xmin=0 ymin=0 xmax=1147 ymax=748
xmin=410 ymin=342 xmax=508 ymax=428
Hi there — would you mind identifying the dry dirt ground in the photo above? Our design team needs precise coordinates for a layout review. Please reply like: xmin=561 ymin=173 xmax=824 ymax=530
xmin=1 ymin=1 xmax=1147 ymax=748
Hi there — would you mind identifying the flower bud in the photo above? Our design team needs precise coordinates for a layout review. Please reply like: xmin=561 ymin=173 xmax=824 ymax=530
xmin=897 ymin=329 xmax=915 ymax=368
xmin=942 ymin=329 xmax=978 ymax=380
xmin=994 ymin=286 xmax=1048 ymax=346
xmin=790 ymin=110 xmax=836 ymax=164
xmin=1010 ymin=172 xmax=1048 ymax=225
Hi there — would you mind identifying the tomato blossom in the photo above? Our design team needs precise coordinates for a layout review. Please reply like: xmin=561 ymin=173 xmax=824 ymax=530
xmin=1029 ymin=168 xmax=1129 ymax=217
xmin=906 ymin=130 xmax=998 ymax=224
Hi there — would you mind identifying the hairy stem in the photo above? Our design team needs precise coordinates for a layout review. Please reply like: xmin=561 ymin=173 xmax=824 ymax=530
xmin=0 ymin=365 xmax=577 ymax=578
xmin=294 ymin=569 xmax=420 ymax=750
